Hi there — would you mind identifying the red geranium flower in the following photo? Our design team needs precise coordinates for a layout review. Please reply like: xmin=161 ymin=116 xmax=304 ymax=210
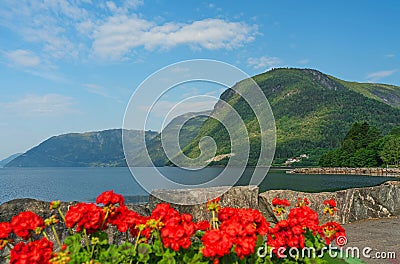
xmin=195 ymin=220 xmax=210 ymax=231
xmin=11 ymin=211 xmax=45 ymax=240
xmin=272 ymin=197 xmax=290 ymax=207
xmin=65 ymin=202 xmax=105 ymax=233
xmin=109 ymin=205 xmax=147 ymax=233
xmin=295 ymin=197 xmax=310 ymax=207
xmin=323 ymin=198 xmax=336 ymax=208
xmin=96 ymin=190 xmax=124 ymax=206
xmin=202 ymin=229 xmax=233 ymax=258
xmin=10 ymin=238 xmax=53 ymax=264
xmin=319 ymin=221 xmax=346 ymax=245
xmin=323 ymin=198 xmax=338 ymax=216
xmin=0 ymin=222 xmax=12 ymax=239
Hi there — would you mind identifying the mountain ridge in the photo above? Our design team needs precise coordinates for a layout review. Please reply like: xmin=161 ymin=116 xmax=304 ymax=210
xmin=182 ymin=68 xmax=400 ymax=166
xmin=6 ymin=129 xmax=158 ymax=167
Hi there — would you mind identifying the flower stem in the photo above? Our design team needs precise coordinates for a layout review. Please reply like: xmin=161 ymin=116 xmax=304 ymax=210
xmin=58 ymin=208 xmax=73 ymax=235
xmin=91 ymin=244 xmax=95 ymax=259
xmin=83 ymin=228 xmax=90 ymax=251
xmin=133 ymin=230 xmax=142 ymax=251
xmin=42 ymin=231 xmax=49 ymax=240
xmin=57 ymin=208 xmax=66 ymax=222
xmin=100 ymin=210 xmax=109 ymax=230
xmin=51 ymin=225 xmax=62 ymax=249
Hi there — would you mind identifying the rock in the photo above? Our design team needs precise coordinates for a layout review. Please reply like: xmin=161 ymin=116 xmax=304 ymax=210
xmin=338 ymin=181 xmax=400 ymax=223
xmin=149 ymin=185 xmax=259 ymax=222
xmin=258 ymin=181 xmax=400 ymax=224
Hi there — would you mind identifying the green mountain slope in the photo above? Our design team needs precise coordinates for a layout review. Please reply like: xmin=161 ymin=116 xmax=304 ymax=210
xmin=182 ymin=68 xmax=400 ymax=166
xmin=6 ymin=129 xmax=158 ymax=167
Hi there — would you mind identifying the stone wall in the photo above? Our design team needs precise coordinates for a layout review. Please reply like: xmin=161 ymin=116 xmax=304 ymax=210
xmin=259 ymin=181 xmax=400 ymax=224
xmin=1 ymin=181 xmax=399 ymax=226
xmin=289 ymin=167 xmax=400 ymax=177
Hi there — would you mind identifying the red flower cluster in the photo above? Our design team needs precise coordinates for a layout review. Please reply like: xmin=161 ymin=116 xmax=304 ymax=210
xmin=96 ymin=190 xmax=124 ymax=206
xmin=0 ymin=222 xmax=12 ymax=250
xmin=319 ymin=221 xmax=346 ymax=245
xmin=109 ymin=205 xmax=146 ymax=234
xmin=162 ymin=214 xmax=195 ymax=250
xmin=65 ymin=202 xmax=105 ymax=234
xmin=295 ymin=197 xmax=310 ymax=207
xmin=268 ymin=204 xmax=319 ymax=253
xmin=0 ymin=222 xmax=11 ymax=239
xmin=272 ymin=198 xmax=291 ymax=216
xmin=11 ymin=211 xmax=45 ymax=240
xmin=272 ymin=197 xmax=290 ymax=207
xmin=10 ymin=238 xmax=53 ymax=264
xmin=202 ymin=207 xmax=269 ymax=259
xmin=93 ymin=190 xmax=148 ymax=236
xmin=323 ymin=198 xmax=336 ymax=208
xmin=323 ymin=198 xmax=338 ymax=216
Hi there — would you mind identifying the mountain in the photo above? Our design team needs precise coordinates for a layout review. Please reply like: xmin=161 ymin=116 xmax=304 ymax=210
xmin=0 ymin=153 xmax=22 ymax=167
xmin=128 ymin=111 xmax=210 ymax=166
xmin=6 ymin=129 xmax=158 ymax=167
xmin=5 ymin=110 xmax=210 ymax=167
xmin=182 ymin=68 xmax=400 ymax=166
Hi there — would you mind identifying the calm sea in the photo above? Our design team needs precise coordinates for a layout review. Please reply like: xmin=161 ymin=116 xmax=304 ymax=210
xmin=0 ymin=167 xmax=398 ymax=204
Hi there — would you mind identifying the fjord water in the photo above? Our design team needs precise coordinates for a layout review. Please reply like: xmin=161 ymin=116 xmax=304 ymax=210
xmin=0 ymin=167 xmax=398 ymax=204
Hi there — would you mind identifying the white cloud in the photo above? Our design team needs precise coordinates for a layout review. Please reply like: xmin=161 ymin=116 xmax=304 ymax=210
xmin=0 ymin=1 xmax=258 ymax=62
xmin=0 ymin=0 xmax=89 ymax=61
xmin=366 ymin=69 xmax=397 ymax=82
xmin=101 ymin=0 xmax=143 ymax=14
xmin=5 ymin=49 xmax=41 ymax=67
xmin=247 ymin=56 xmax=281 ymax=70
xmin=93 ymin=17 xmax=258 ymax=59
xmin=0 ymin=94 xmax=77 ymax=117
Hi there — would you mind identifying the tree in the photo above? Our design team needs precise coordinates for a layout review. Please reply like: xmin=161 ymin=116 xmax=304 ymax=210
xmin=380 ymin=137 xmax=400 ymax=167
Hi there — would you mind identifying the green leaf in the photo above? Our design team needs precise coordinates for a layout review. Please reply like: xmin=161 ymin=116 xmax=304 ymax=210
xmin=137 ymin=243 xmax=152 ymax=263
xmin=91 ymin=231 xmax=108 ymax=245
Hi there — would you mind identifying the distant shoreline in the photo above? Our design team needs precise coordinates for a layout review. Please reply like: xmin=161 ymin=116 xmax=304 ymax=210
xmin=288 ymin=167 xmax=400 ymax=177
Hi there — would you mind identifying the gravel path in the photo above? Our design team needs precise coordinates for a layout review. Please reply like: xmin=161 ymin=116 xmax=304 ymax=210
xmin=343 ymin=216 xmax=400 ymax=264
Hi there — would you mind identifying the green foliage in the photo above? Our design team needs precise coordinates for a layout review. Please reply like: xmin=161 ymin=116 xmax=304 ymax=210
xmin=319 ymin=122 xmax=400 ymax=168
xmin=380 ymin=136 xmax=400 ymax=166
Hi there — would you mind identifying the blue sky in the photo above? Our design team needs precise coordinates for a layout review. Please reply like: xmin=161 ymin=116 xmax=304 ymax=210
xmin=0 ymin=0 xmax=399 ymax=160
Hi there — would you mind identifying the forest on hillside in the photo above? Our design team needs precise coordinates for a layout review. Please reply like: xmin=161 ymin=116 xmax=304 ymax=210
xmin=319 ymin=122 xmax=400 ymax=168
